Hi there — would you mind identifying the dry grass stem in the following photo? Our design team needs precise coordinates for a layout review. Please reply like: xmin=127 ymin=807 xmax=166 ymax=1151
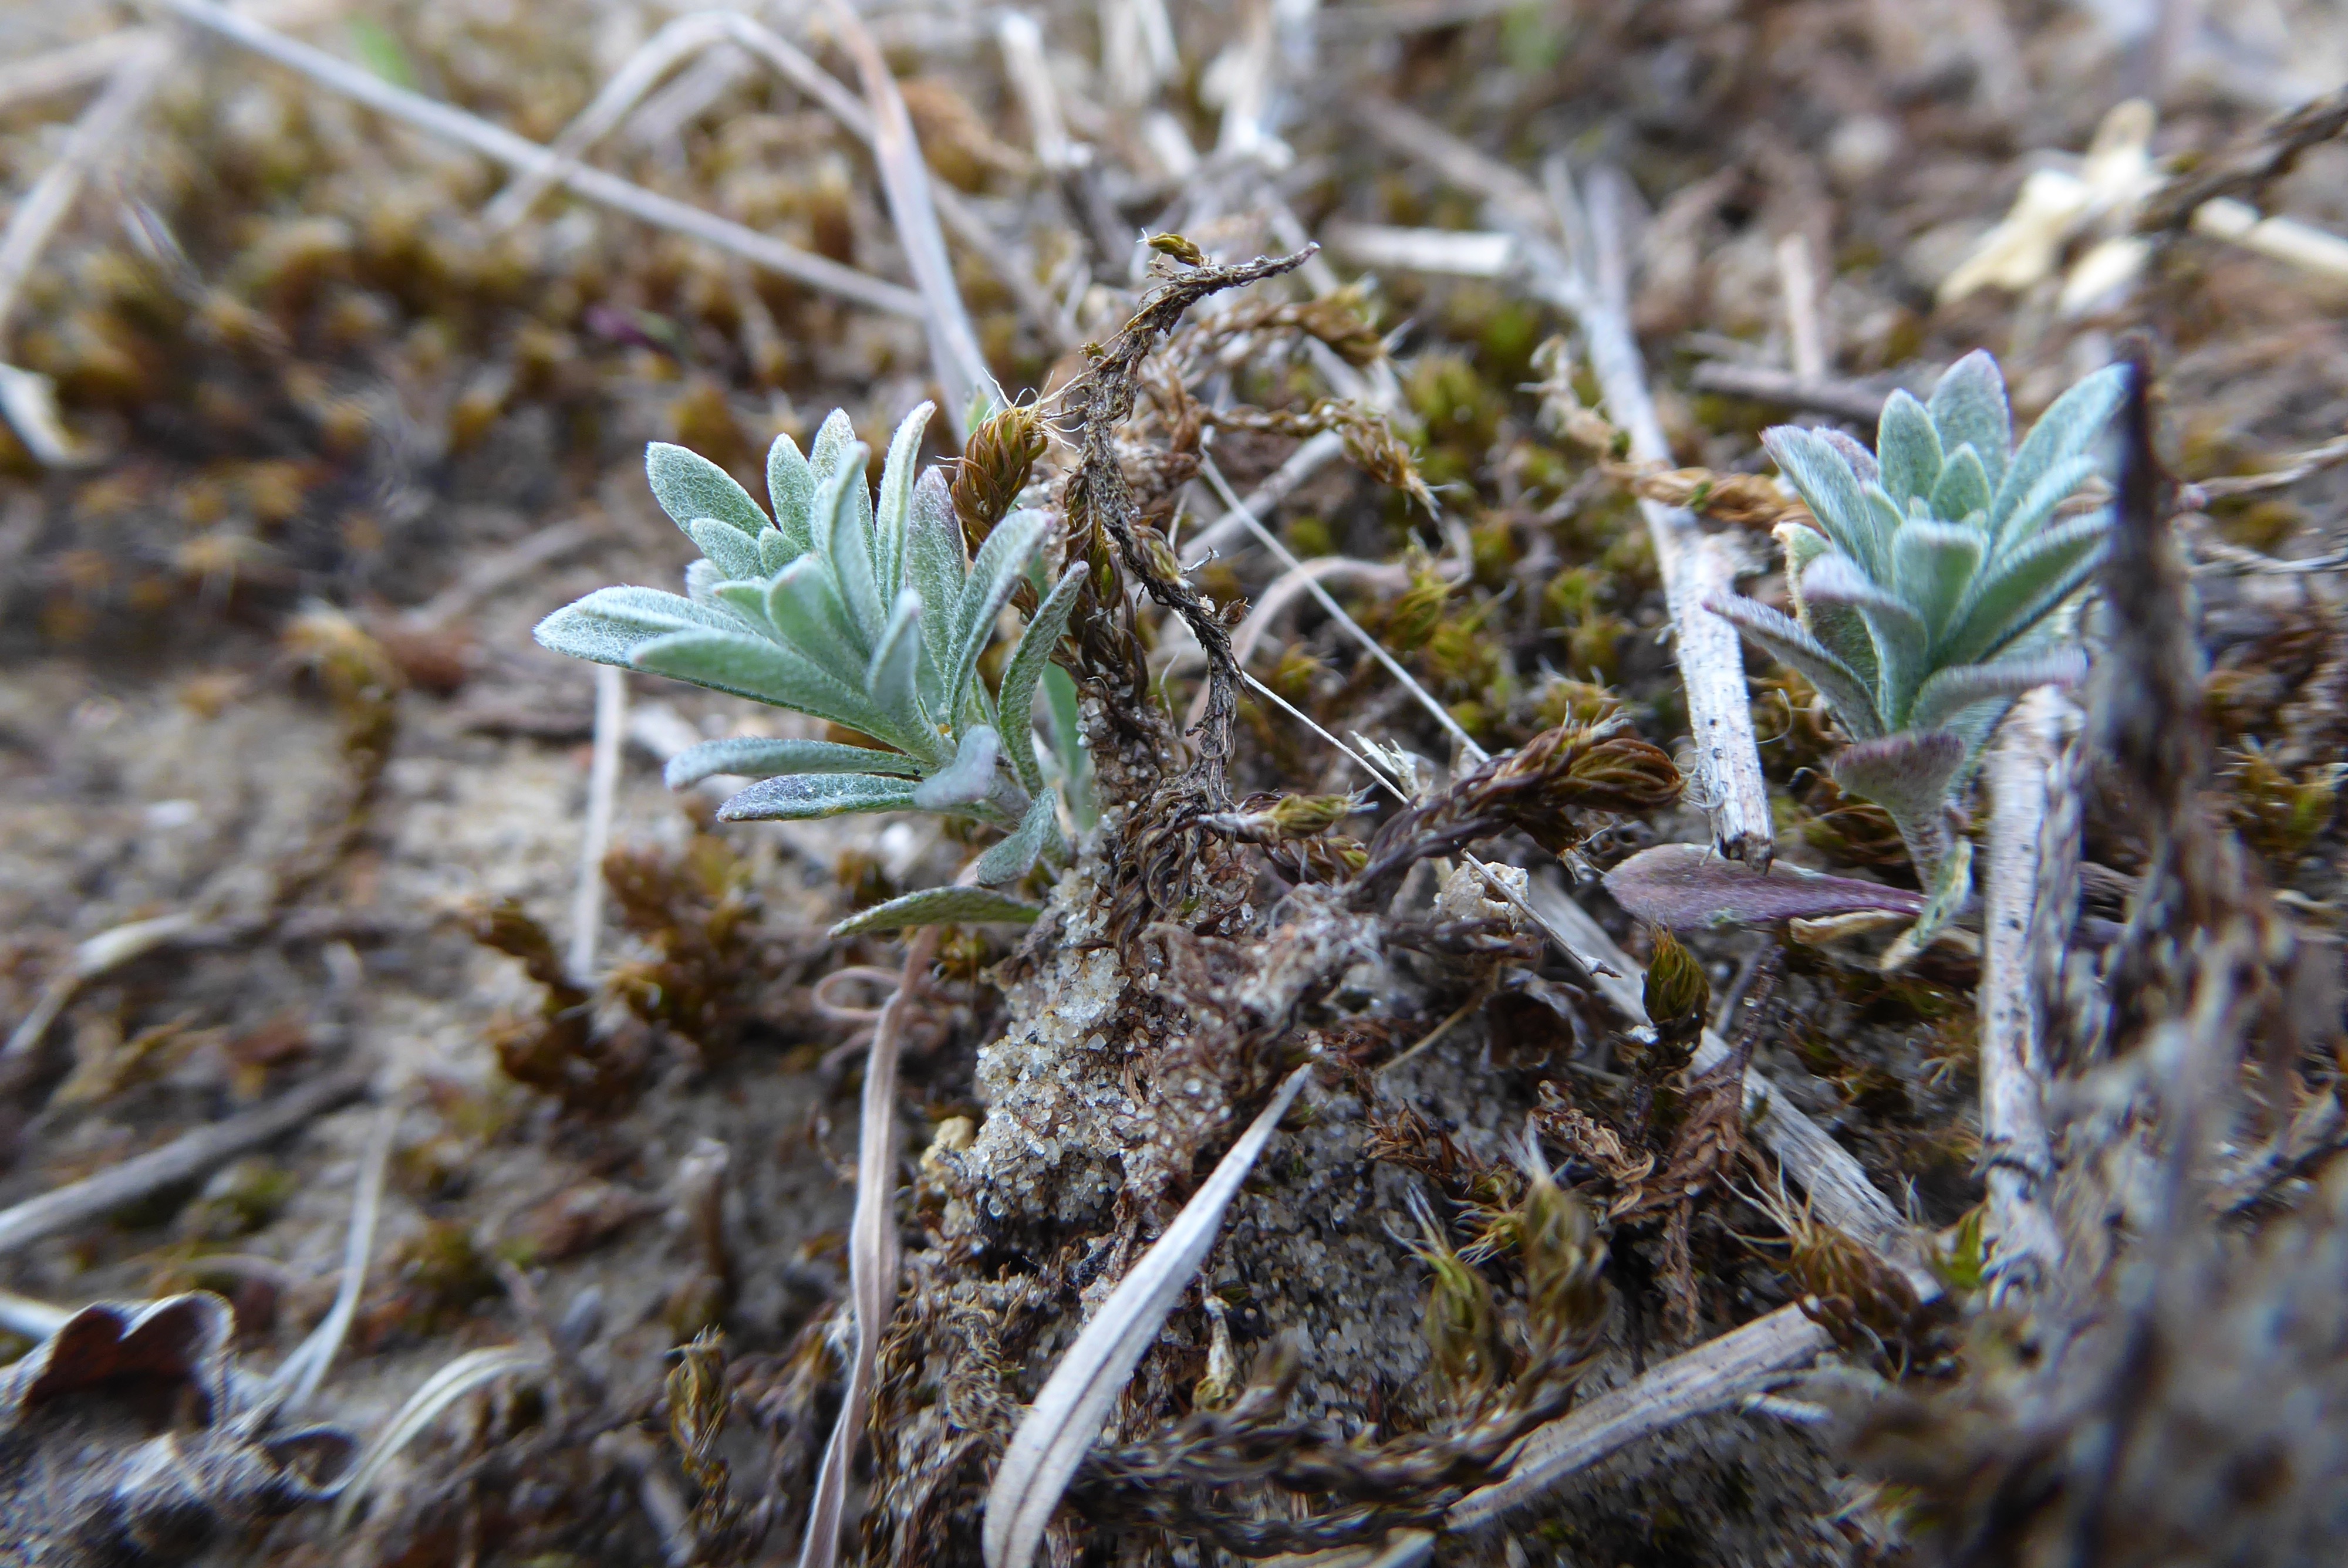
xmin=567 ymin=666 xmax=628 ymax=980
xmin=1447 ymin=1302 xmax=1832 ymax=1529
xmin=0 ymin=1065 xmax=371 ymax=1256
xmin=819 ymin=0 xmax=1001 ymax=436
xmin=151 ymin=0 xmax=926 ymax=317
xmin=268 ymin=1102 xmax=399 ymax=1410
xmin=799 ymin=924 xmax=942 ymax=1568
xmin=1978 ymin=689 xmax=2066 ymax=1297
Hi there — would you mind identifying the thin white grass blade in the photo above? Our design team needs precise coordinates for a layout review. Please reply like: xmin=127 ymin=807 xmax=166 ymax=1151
xmin=817 ymin=0 xmax=1000 ymax=438
xmin=983 ymin=1063 xmax=1314 ymax=1568
xmin=332 ymin=1346 xmax=549 ymax=1528
xmin=798 ymin=926 xmax=942 ymax=1568
xmin=271 ymin=1103 xmax=398 ymax=1408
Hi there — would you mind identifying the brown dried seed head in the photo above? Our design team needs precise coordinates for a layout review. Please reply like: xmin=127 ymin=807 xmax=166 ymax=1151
xmin=1563 ymin=734 xmax=1685 ymax=813
xmin=1641 ymin=927 xmax=1711 ymax=1051
xmin=950 ymin=402 xmax=1046 ymax=553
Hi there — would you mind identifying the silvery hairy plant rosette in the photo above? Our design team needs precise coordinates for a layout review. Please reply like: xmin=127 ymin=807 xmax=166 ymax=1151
xmin=534 ymin=400 xmax=1085 ymax=937
xmin=1610 ymin=351 xmax=2124 ymax=947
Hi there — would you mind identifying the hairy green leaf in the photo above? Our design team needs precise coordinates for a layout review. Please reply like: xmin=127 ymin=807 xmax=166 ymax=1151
xmin=818 ymin=449 xmax=883 ymax=647
xmin=950 ymin=509 xmax=1049 ymax=721
xmin=715 ymin=771 xmax=921 ymax=822
xmin=1989 ymin=364 xmax=2125 ymax=541
xmin=1892 ymin=520 xmax=1984 ymax=643
xmin=534 ymin=586 xmax=743 ymax=668
xmin=763 ymin=557 xmax=872 ymax=691
xmin=811 ymin=408 xmax=876 ymax=553
xmin=1801 ymin=553 xmax=1929 ymax=724
xmin=831 ymin=884 xmax=1042 ymax=937
xmin=630 ymin=629 xmax=880 ymax=735
xmin=869 ymin=588 xmax=927 ymax=731
xmin=712 ymin=580 xmax=778 ymax=635
xmin=1944 ymin=512 xmax=2109 ymax=665
xmin=998 ymin=564 xmax=1087 ymax=792
xmin=915 ymin=724 xmax=1001 ymax=810
xmin=1708 ymin=592 xmax=1884 ymax=738
xmin=647 ymin=442 xmax=768 ymax=538
xmin=875 ymin=401 xmax=934 ymax=604
xmin=1828 ymin=728 xmax=1965 ymax=833
xmin=1818 ymin=427 xmax=1881 ymax=488
xmin=1779 ymin=524 xmax=1880 ymax=690
xmin=905 ymin=467 xmax=971 ymax=690
xmin=665 ymin=736 xmax=923 ymax=789
xmin=1928 ymin=445 xmax=1991 ymax=523
xmin=1877 ymin=390 xmax=1944 ymax=506
xmin=1991 ymin=453 xmax=2100 ymax=556
xmin=1908 ymin=649 xmax=2086 ymax=733
xmin=1927 ymin=350 xmax=2012 ymax=496
xmin=767 ymin=431 xmax=816 ymax=557
xmin=1765 ymin=425 xmax=1886 ymax=583
xmin=973 ymin=790 xmax=1058 ymax=885
xmin=687 ymin=517 xmax=764 ymax=580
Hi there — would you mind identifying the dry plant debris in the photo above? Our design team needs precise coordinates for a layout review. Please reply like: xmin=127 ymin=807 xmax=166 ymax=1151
xmin=1 ymin=2 xmax=2346 ymax=1567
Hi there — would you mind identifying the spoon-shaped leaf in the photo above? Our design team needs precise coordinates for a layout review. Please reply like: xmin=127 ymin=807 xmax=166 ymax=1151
xmin=1603 ymin=842 xmax=1927 ymax=930
xmin=648 ymin=441 xmax=770 ymax=538
xmin=714 ymin=771 xmax=922 ymax=822
xmin=665 ymin=736 xmax=923 ymax=789
xmin=831 ymin=884 xmax=1043 ymax=937
xmin=913 ymin=724 xmax=1000 ymax=810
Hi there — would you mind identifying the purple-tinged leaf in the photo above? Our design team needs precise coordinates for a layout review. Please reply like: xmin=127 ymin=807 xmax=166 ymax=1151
xmin=1818 ymin=427 xmax=1881 ymax=488
xmin=1603 ymin=843 xmax=1925 ymax=931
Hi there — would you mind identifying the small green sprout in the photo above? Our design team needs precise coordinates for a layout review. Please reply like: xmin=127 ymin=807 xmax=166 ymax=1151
xmin=535 ymin=403 xmax=1084 ymax=936
xmin=1708 ymin=351 xmax=2124 ymax=880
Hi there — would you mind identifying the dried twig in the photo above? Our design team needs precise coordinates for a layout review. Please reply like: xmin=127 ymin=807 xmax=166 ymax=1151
xmin=2 ymin=911 xmax=204 ymax=1063
xmin=983 ymin=1063 xmax=1315 ymax=1568
xmin=818 ymin=0 xmax=1001 ymax=437
xmin=1178 ymin=427 xmax=1347 ymax=566
xmin=1977 ymin=691 xmax=2067 ymax=1299
xmin=2178 ymin=431 xmax=2348 ymax=508
xmin=1570 ymin=167 xmax=1774 ymax=866
xmin=1342 ymin=103 xmax=1772 ymax=862
xmin=2136 ymin=82 xmax=2348 ymax=231
xmin=268 ymin=1101 xmax=399 ymax=1408
xmin=798 ymin=924 xmax=942 ymax=1568
xmin=480 ymin=9 xmax=1064 ymax=356
xmin=0 ymin=1065 xmax=372 ymax=1257
xmin=150 ymin=0 xmax=923 ymax=318
xmin=568 ymin=666 xmax=628 ymax=980
xmin=1775 ymin=233 xmax=1826 ymax=383
xmin=1445 ymin=1302 xmax=1831 ymax=1528
xmin=1686 ymin=360 xmax=1893 ymax=424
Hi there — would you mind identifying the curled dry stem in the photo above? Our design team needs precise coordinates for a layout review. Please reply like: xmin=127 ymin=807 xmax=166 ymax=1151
xmin=797 ymin=923 xmax=942 ymax=1568
xmin=1055 ymin=245 xmax=1314 ymax=790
